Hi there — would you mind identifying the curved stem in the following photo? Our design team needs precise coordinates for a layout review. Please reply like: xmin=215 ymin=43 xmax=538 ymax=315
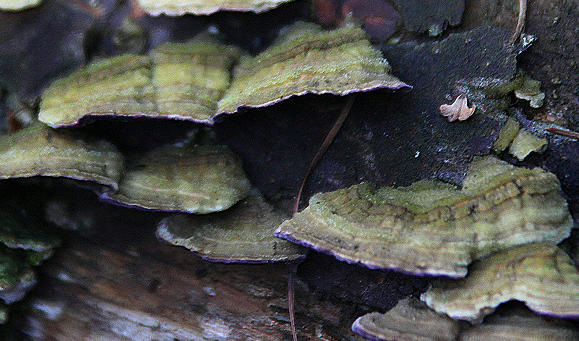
xmin=508 ymin=0 xmax=527 ymax=44
xmin=292 ymin=96 xmax=356 ymax=214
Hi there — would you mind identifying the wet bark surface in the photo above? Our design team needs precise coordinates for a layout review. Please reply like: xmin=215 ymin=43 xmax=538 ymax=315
xmin=0 ymin=0 xmax=577 ymax=339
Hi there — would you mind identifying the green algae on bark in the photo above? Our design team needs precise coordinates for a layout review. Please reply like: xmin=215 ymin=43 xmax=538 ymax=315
xmin=102 ymin=144 xmax=251 ymax=214
xmin=492 ymin=116 xmax=521 ymax=153
xmin=39 ymin=23 xmax=408 ymax=127
xmin=275 ymin=157 xmax=572 ymax=277
xmin=216 ymin=22 xmax=409 ymax=114
xmin=421 ymin=243 xmax=579 ymax=323
xmin=0 ymin=123 xmax=124 ymax=189
xmin=0 ymin=209 xmax=59 ymax=252
xmin=157 ymin=189 xmax=305 ymax=263
xmin=0 ymin=246 xmax=37 ymax=305
xmin=137 ymin=0 xmax=295 ymax=16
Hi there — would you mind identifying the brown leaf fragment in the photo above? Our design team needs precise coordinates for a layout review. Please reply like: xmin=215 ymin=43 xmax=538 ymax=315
xmin=439 ymin=94 xmax=476 ymax=122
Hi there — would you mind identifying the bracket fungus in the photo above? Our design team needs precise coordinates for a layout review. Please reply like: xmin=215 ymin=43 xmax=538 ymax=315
xmin=514 ymin=76 xmax=545 ymax=108
xmin=101 ymin=144 xmax=251 ymax=214
xmin=0 ymin=122 xmax=124 ymax=189
xmin=0 ymin=207 xmax=59 ymax=321
xmin=0 ymin=0 xmax=42 ymax=11
xmin=39 ymin=36 xmax=241 ymax=127
xmin=460 ymin=305 xmax=579 ymax=341
xmin=508 ymin=129 xmax=548 ymax=161
xmin=352 ymin=297 xmax=463 ymax=341
xmin=39 ymin=22 xmax=408 ymax=127
xmin=137 ymin=0 xmax=295 ymax=16
xmin=352 ymin=298 xmax=579 ymax=341
xmin=421 ymin=243 xmax=579 ymax=323
xmin=216 ymin=22 xmax=409 ymax=114
xmin=275 ymin=156 xmax=572 ymax=277
xmin=157 ymin=189 xmax=305 ymax=263
xmin=150 ymin=36 xmax=242 ymax=124
xmin=0 ymin=209 xmax=59 ymax=253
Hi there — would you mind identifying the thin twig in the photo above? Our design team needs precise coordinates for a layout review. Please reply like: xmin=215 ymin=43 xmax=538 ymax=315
xmin=546 ymin=127 xmax=579 ymax=140
xmin=292 ymin=96 xmax=356 ymax=214
xmin=508 ymin=0 xmax=527 ymax=44
xmin=288 ymin=96 xmax=356 ymax=341
xmin=288 ymin=264 xmax=298 ymax=341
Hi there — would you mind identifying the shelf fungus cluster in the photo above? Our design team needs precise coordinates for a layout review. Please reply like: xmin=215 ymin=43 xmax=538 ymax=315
xmin=38 ymin=22 xmax=409 ymax=127
xmin=101 ymin=144 xmax=251 ymax=213
xmin=275 ymin=156 xmax=572 ymax=277
xmin=156 ymin=189 xmax=305 ymax=263
xmin=422 ymin=243 xmax=579 ymax=323
xmin=137 ymin=0 xmax=296 ymax=16
xmin=0 ymin=123 xmax=251 ymax=214
xmin=352 ymin=297 xmax=579 ymax=341
xmin=0 ymin=207 xmax=59 ymax=323
xmin=0 ymin=123 xmax=124 ymax=189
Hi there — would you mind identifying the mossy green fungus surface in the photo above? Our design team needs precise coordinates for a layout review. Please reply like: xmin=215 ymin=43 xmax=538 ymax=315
xmin=275 ymin=156 xmax=572 ymax=277
xmin=39 ymin=23 xmax=408 ymax=127
xmin=137 ymin=0 xmax=295 ymax=16
xmin=0 ymin=247 xmax=33 ymax=291
xmin=39 ymin=36 xmax=241 ymax=127
xmin=0 ymin=123 xmax=124 ymax=189
xmin=0 ymin=0 xmax=42 ymax=11
xmin=352 ymin=298 xmax=462 ymax=341
xmin=102 ymin=144 xmax=251 ymax=214
xmin=151 ymin=35 xmax=241 ymax=123
xmin=216 ymin=22 xmax=409 ymax=114
xmin=157 ymin=189 xmax=305 ymax=263
xmin=492 ymin=116 xmax=520 ymax=153
xmin=422 ymin=243 xmax=579 ymax=323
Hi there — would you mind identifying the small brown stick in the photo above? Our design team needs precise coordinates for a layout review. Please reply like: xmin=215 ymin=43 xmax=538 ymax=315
xmin=292 ymin=95 xmax=356 ymax=214
xmin=508 ymin=0 xmax=528 ymax=44
xmin=288 ymin=264 xmax=298 ymax=341
xmin=546 ymin=127 xmax=579 ymax=140
xmin=288 ymin=96 xmax=356 ymax=341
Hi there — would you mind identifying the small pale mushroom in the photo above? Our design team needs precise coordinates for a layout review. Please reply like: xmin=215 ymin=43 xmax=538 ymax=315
xmin=275 ymin=156 xmax=572 ymax=277
xmin=492 ymin=116 xmax=521 ymax=153
xmin=514 ymin=76 xmax=545 ymax=108
xmin=137 ymin=0 xmax=296 ymax=16
xmin=439 ymin=94 xmax=476 ymax=122
xmin=0 ymin=122 xmax=124 ymax=189
xmin=215 ymin=21 xmax=410 ymax=115
xmin=421 ymin=243 xmax=579 ymax=323
xmin=352 ymin=297 xmax=464 ymax=341
xmin=101 ymin=144 xmax=251 ymax=214
xmin=508 ymin=129 xmax=548 ymax=161
xmin=157 ymin=189 xmax=305 ymax=263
